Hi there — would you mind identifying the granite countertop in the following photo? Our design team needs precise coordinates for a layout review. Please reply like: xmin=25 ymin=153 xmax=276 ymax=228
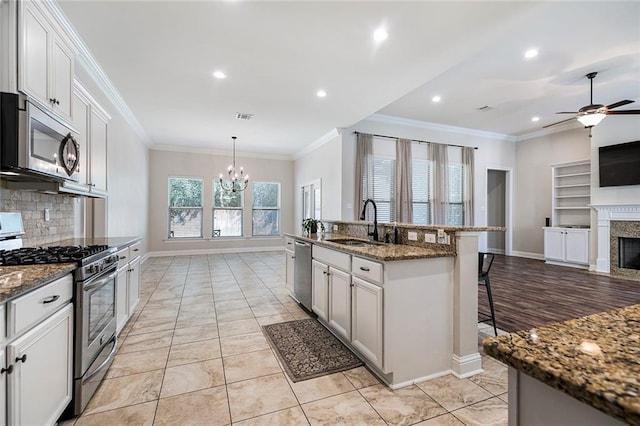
xmin=283 ymin=232 xmax=455 ymax=261
xmin=326 ymin=220 xmax=506 ymax=233
xmin=54 ymin=236 xmax=142 ymax=251
xmin=0 ymin=263 xmax=77 ymax=304
xmin=483 ymin=304 xmax=640 ymax=425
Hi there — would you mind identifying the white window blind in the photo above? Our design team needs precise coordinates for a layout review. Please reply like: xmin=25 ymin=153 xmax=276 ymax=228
xmin=412 ymin=159 xmax=431 ymax=224
xmin=369 ymin=156 xmax=395 ymax=222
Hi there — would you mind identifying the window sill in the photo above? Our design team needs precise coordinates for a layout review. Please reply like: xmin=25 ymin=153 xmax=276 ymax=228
xmin=163 ymin=236 xmax=284 ymax=243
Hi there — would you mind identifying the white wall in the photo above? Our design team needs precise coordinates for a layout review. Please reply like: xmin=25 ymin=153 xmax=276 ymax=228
xmin=74 ymin=66 xmax=150 ymax=252
xmin=294 ymin=132 xmax=342 ymax=231
xmin=513 ymin=128 xmax=591 ymax=258
xmin=148 ymin=149 xmax=294 ymax=253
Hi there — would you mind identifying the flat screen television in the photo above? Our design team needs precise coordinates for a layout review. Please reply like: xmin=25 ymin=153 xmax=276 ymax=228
xmin=599 ymin=140 xmax=640 ymax=187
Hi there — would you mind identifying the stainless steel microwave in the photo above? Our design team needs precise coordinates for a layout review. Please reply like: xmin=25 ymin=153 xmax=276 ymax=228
xmin=0 ymin=92 xmax=80 ymax=182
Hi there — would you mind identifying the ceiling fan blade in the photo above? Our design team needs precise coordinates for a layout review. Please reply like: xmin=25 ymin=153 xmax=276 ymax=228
xmin=555 ymin=111 xmax=579 ymax=114
xmin=606 ymin=100 xmax=635 ymax=110
xmin=606 ymin=109 xmax=640 ymax=115
xmin=543 ymin=117 xmax=577 ymax=128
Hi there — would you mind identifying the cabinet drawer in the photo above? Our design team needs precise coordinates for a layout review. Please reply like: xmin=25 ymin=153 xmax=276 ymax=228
xmin=116 ymin=247 xmax=129 ymax=269
xmin=7 ymin=274 xmax=73 ymax=338
xmin=352 ymin=257 xmax=383 ymax=284
xmin=313 ymin=245 xmax=351 ymax=271
xmin=0 ymin=303 xmax=5 ymax=343
xmin=129 ymin=241 xmax=142 ymax=258
xmin=284 ymin=237 xmax=295 ymax=251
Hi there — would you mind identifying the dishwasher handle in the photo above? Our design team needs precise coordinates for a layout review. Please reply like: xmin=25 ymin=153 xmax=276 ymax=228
xmin=295 ymin=241 xmax=311 ymax=247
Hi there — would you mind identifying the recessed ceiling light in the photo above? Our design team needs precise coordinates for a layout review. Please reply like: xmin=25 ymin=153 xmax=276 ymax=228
xmin=213 ymin=71 xmax=226 ymax=79
xmin=531 ymin=116 xmax=540 ymax=122
xmin=317 ymin=90 xmax=327 ymax=98
xmin=524 ymin=49 xmax=538 ymax=59
xmin=432 ymin=95 xmax=441 ymax=103
xmin=373 ymin=27 xmax=388 ymax=42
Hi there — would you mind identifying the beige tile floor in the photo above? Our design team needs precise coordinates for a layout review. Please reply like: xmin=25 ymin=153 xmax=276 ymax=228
xmin=62 ymin=252 xmax=509 ymax=426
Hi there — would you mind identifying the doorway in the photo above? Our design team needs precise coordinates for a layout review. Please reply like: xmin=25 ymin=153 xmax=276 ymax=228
xmin=486 ymin=168 xmax=511 ymax=255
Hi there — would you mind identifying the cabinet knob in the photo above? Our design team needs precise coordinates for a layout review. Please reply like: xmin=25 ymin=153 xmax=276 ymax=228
xmin=49 ymin=98 xmax=55 ymax=104
xmin=1 ymin=365 xmax=13 ymax=374
xmin=56 ymin=100 xmax=60 ymax=105
xmin=15 ymin=354 xmax=27 ymax=363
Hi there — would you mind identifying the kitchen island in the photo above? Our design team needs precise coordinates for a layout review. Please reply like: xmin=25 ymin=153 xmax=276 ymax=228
xmin=484 ymin=304 xmax=640 ymax=425
xmin=285 ymin=224 xmax=500 ymax=388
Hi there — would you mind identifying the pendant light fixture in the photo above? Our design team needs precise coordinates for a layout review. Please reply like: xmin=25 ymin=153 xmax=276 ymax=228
xmin=218 ymin=136 xmax=249 ymax=192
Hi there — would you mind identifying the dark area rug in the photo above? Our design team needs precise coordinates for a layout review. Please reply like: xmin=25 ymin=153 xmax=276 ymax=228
xmin=262 ymin=319 xmax=363 ymax=382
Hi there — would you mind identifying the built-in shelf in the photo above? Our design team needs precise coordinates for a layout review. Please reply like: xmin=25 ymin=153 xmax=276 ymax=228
xmin=551 ymin=160 xmax=591 ymax=228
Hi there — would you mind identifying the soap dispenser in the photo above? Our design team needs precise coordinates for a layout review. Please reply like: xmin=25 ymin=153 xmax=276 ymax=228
xmin=393 ymin=222 xmax=399 ymax=244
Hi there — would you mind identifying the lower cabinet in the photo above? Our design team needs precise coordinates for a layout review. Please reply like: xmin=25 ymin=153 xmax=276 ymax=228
xmin=6 ymin=303 xmax=73 ymax=426
xmin=128 ymin=256 xmax=140 ymax=314
xmin=351 ymin=277 xmax=383 ymax=370
xmin=311 ymin=260 xmax=329 ymax=322
xmin=285 ymin=249 xmax=295 ymax=294
xmin=544 ymin=227 xmax=590 ymax=267
xmin=116 ymin=264 xmax=129 ymax=333
xmin=0 ymin=349 xmax=5 ymax=426
xmin=115 ymin=243 xmax=141 ymax=334
xmin=328 ymin=267 xmax=351 ymax=341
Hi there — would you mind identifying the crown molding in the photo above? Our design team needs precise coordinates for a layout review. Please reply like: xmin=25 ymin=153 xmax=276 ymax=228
xmin=367 ymin=114 xmax=517 ymax=143
xmin=150 ymin=144 xmax=292 ymax=161
xmin=43 ymin=0 xmax=152 ymax=146
xmin=292 ymin=128 xmax=341 ymax=160
xmin=514 ymin=122 xmax=584 ymax=142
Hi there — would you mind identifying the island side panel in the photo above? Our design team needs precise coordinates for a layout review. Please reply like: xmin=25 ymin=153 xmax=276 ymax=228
xmin=384 ymin=256 xmax=453 ymax=387
xmin=452 ymin=231 xmax=482 ymax=377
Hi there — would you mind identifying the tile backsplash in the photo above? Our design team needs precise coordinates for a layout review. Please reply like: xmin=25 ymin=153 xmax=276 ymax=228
xmin=0 ymin=184 xmax=76 ymax=247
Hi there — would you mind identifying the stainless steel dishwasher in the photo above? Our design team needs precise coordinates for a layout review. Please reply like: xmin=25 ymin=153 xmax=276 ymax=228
xmin=293 ymin=240 xmax=312 ymax=311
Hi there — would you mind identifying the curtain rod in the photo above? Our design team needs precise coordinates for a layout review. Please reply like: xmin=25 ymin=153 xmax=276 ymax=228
xmin=353 ymin=131 xmax=478 ymax=150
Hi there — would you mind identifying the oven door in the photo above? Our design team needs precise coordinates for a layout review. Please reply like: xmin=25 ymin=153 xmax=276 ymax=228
xmin=79 ymin=265 xmax=117 ymax=374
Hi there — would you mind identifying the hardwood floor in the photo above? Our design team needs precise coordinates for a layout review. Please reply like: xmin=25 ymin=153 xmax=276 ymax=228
xmin=478 ymin=255 xmax=640 ymax=332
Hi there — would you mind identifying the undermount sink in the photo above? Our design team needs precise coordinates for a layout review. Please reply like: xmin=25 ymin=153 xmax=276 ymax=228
xmin=326 ymin=238 xmax=385 ymax=247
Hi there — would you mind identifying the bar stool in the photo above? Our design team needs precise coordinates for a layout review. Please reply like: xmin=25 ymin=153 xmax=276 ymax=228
xmin=478 ymin=252 xmax=497 ymax=336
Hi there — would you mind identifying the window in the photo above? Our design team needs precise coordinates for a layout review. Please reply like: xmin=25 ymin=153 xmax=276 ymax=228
xmin=412 ymin=159 xmax=431 ymax=224
xmin=366 ymin=157 xmax=395 ymax=222
xmin=213 ymin=180 xmax=243 ymax=237
xmin=252 ymin=182 xmax=280 ymax=236
xmin=448 ymin=162 xmax=464 ymax=226
xmin=168 ymin=177 xmax=203 ymax=238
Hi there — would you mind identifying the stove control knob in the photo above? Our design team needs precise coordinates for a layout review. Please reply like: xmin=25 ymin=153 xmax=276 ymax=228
xmin=88 ymin=265 xmax=94 ymax=274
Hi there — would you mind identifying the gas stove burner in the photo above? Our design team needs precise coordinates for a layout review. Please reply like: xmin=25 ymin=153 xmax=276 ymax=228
xmin=0 ymin=244 xmax=111 ymax=266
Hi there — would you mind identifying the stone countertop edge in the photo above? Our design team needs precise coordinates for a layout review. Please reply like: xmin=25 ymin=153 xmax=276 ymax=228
xmin=483 ymin=304 xmax=640 ymax=425
xmin=283 ymin=233 xmax=454 ymax=261
xmin=323 ymin=220 xmax=506 ymax=233
xmin=0 ymin=263 xmax=77 ymax=304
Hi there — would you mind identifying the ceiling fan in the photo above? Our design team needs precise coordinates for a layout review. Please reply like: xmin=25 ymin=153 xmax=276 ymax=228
xmin=543 ymin=72 xmax=640 ymax=129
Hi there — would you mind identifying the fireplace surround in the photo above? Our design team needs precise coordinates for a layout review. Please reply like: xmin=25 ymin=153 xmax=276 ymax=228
xmin=592 ymin=204 xmax=640 ymax=281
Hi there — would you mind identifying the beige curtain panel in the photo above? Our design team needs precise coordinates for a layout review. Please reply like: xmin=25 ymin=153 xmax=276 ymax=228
xmin=354 ymin=133 xmax=373 ymax=218
xmin=395 ymin=138 xmax=413 ymax=223
xmin=462 ymin=146 xmax=475 ymax=226
xmin=429 ymin=142 xmax=449 ymax=225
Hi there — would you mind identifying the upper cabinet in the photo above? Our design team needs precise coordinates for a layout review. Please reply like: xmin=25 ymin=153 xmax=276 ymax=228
xmin=18 ymin=1 xmax=76 ymax=123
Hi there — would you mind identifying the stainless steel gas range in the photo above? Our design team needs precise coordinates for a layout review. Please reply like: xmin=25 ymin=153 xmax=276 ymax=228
xmin=0 ymin=215 xmax=119 ymax=416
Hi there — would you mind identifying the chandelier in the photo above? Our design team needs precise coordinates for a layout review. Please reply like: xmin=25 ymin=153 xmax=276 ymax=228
xmin=218 ymin=136 xmax=249 ymax=192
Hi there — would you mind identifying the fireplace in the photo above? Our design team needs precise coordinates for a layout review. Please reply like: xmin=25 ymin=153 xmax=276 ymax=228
xmin=619 ymin=237 xmax=640 ymax=270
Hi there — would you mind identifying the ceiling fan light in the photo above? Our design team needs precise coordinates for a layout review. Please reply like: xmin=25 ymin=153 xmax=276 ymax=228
xmin=577 ymin=113 xmax=606 ymax=128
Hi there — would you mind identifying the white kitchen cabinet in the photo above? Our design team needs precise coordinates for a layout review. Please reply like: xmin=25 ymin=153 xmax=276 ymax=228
xmin=311 ymin=260 xmax=329 ymax=322
xmin=116 ymin=264 xmax=129 ymax=333
xmin=285 ymin=249 xmax=295 ymax=294
xmin=115 ymin=242 xmax=141 ymax=334
xmin=19 ymin=1 xmax=75 ymax=122
xmin=128 ymin=256 xmax=141 ymax=314
xmin=328 ymin=267 xmax=351 ymax=341
xmin=89 ymin=108 xmax=108 ymax=196
xmin=6 ymin=303 xmax=73 ymax=426
xmin=544 ymin=227 xmax=590 ymax=268
xmin=351 ymin=276 xmax=383 ymax=370
xmin=0 ymin=348 xmax=6 ymax=426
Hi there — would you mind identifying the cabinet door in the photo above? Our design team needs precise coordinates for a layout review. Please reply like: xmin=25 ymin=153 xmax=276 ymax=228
xmin=116 ymin=265 xmax=129 ymax=334
xmin=543 ymin=228 xmax=565 ymax=261
xmin=128 ymin=257 xmax=141 ymax=314
xmin=72 ymin=92 xmax=89 ymax=186
xmin=311 ymin=260 xmax=329 ymax=322
xmin=285 ymin=250 xmax=295 ymax=294
xmin=565 ymin=230 xmax=589 ymax=265
xmin=0 ymin=349 xmax=6 ymax=426
xmin=351 ymin=277 xmax=383 ymax=370
xmin=328 ymin=267 xmax=351 ymax=341
xmin=51 ymin=36 xmax=74 ymax=121
xmin=89 ymin=110 xmax=108 ymax=195
xmin=7 ymin=304 xmax=73 ymax=426
xmin=20 ymin=2 xmax=50 ymax=104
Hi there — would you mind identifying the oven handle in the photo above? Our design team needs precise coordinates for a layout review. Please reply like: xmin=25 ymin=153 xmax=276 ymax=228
xmin=83 ymin=269 xmax=117 ymax=292
xmin=83 ymin=334 xmax=117 ymax=383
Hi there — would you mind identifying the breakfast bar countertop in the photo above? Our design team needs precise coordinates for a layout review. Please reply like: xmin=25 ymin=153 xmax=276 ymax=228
xmin=0 ymin=263 xmax=77 ymax=304
xmin=483 ymin=304 xmax=640 ymax=425
xmin=283 ymin=232 xmax=455 ymax=261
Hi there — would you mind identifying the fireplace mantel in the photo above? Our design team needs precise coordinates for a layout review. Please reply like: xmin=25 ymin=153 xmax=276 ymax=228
xmin=590 ymin=204 xmax=640 ymax=273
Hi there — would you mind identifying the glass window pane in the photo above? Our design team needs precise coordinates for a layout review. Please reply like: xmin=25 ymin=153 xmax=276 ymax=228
xmin=252 ymin=210 xmax=280 ymax=236
xmin=253 ymin=183 xmax=279 ymax=208
xmin=213 ymin=180 xmax=242 ymax=208
xmin=169 ymin=178 xmax=203 ymax=207
xmin=412 ymin=203 xmax=429 ymax=225
xmin=213 ymin=210 xmax=242 ymax=237
xmin=169 ymin=208 xmax=202 ymax=238
xmin=448 ymin=204 xmax=463 ymax=226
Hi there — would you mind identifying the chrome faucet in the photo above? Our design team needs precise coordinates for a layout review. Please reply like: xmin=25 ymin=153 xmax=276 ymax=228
xmin=359 ymin=199 xmax=379 ymax=242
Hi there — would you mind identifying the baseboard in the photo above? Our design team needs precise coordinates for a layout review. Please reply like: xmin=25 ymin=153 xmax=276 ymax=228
xmin=140 ymin=253 xmax=151 ymax=265
xmin=387 ymin=370 xmax=452 ymax=390
xmin=544 ymin=260 xmax=589 ymax=270
xmin=451 ymin=353 xmax=483 ymax=378
xmin=146 ymin=246 xmax=285 ymax=257
xmin=487 ymin=248 xmax=506 ymax=255
xmin=511 ymin=251 xmax=545 ymax=260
